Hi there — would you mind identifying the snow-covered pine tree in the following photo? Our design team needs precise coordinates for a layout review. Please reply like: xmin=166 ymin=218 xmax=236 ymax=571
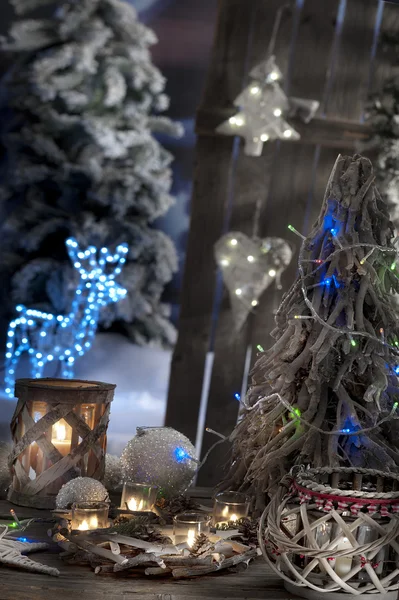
xmin=222 ymin=155 xmax=399 ymax=509
xmin=0 ymin=0 xmax=183 ymax=346
xmin=369 ymin=32 xmax=399 ymax=228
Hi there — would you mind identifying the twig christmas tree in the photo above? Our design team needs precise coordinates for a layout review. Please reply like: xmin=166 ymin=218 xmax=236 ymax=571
xmin=223 ymin=154 xmax=399 ymax=508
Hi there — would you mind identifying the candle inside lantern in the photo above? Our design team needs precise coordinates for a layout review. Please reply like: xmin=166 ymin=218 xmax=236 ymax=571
xmin=213 ymin=491 xmax=250 ymax=527
xmin=51 ymin=418 xmax=72 ymax=456
xmin=120 ymin=482 xmax=158 ymax=513
xmin=334 ymin=536 xmax=353 ymax=577
xmin=71 ymin=502 xmax=109 ymax=531
xmin=173 ymin=512 xmax=211 ymax=546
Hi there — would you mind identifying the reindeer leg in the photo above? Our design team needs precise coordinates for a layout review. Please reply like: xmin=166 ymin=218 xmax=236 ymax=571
xmin=4 ymin=320 xmax=26 ymax=397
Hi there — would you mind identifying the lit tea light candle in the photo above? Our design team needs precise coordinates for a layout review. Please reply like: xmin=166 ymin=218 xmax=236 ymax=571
xmin=51 ymin=419 xmax=72 ymax=456
xmin=213 ymin=492 xmax=250 ymax=527
xmin=173 ymin=512 xmax=211 ymax=547
xmin=127 ymin=497 xmax=144 ymax=511
xmin=334 ymin=536 xmax=353 ymax=577
xmin=71 ymin=502 xmax=109 ymax=531
xmin=120 ymin=483 xmax=158 ymax=514
xmin=186 ymin=528 xmax=196 ymax=548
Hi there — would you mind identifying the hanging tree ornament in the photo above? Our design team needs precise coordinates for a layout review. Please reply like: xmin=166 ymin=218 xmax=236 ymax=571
xmin=216 ymin=55 xmax=319 ymax=156
xmin=215 ymin=231 xmax=293 ymax=330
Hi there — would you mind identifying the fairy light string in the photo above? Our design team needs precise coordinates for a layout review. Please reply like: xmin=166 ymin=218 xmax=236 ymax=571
xmin=224 ymin=222 xmax=399 ymax=443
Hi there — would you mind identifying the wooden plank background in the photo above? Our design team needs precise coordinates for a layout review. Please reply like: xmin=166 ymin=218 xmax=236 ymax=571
xmin=165 ymin=0 xmax=398 ymax=487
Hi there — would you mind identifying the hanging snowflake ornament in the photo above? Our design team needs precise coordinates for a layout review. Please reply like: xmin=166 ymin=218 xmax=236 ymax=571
xmin=216 ymin=55 xmax=319 ymax=156
xmin=121 ymin=427 xmax=198 ymax=498
xmin=215 ymin=231 xmax=293 ymax=329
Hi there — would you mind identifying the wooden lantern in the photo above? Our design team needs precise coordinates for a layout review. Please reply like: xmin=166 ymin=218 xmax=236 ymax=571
xmin=8 ymin=378 xmax=115 ymax=509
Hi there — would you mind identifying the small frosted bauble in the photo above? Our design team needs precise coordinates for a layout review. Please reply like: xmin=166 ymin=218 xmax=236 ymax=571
xmin=121 ymin=427 xmax=197 ymax=498
xmin=56 ymin=477 xmax=109 ymax=509
xmin=0 ymin=443 xmax=11 ymax=499
xmin=102 ymin=454 xmax=122 ymax=492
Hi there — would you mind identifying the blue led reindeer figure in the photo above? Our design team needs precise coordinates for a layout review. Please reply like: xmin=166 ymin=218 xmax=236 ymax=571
xmin=4 ymin=238 xmax=128 ymax=397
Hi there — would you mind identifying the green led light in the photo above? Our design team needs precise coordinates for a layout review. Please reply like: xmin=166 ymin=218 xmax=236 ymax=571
xmin=396 ymin=342 xmax=399 ymax=347
xmin=351 ymin=339 xmax=357 ymax=347
xmin=394 ymin=402 xmax=399 ymax=410
xmin=391 ymin=261 xmax=396 ymax=271
xmin=289 ymin=407 xmax=301 ymax=421
xmin=257 ymin=344 xmax=264 ymax=352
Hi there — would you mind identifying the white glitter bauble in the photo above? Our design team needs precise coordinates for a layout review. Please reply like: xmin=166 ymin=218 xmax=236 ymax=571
xmin=102 ymin=454 xmax=122 ymax=492
xmin=121 ymin=427 xmax=197 ymax=498
xmin=0 ymin=443 xmax=11 ymax=499
xmin=56 ymin=477 xmax=109 ymax=509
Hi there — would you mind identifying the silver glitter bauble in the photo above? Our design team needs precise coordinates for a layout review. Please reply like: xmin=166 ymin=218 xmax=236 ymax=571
xmin=0 ymin=443 xmax=11 ymax=499
xmin=56 ymin=477 xmax=109 ymax=509
xmin=121 ymin=427 xmax=197 ymax=498
xmin=102 ymin=454 xmax=122 ymax=492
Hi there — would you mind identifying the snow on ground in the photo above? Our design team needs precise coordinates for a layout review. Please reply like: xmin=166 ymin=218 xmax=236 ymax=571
xmin=0 ymin=333 xmax=171 ymax=456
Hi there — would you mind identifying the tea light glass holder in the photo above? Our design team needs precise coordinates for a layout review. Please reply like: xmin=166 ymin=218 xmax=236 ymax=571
xmin=71 ymin=501 xmax=109 ymax=531
xmin=173 ymin=512 xmax=212 ymax=547
xmin=213 ymin=491 xmax=250 ymax=527
xmin=120 ymin=482 xmax=158 ymax=513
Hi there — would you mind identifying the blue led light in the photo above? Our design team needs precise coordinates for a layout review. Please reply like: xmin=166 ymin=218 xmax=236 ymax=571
xmin=4 ymin=238 xmax=128 ymax=397
xmin=235 ymin=393 xmax=241 ymax=401
xmin=16 ymin=537 xmax=28 ymax=542
xmin=330 ymin=228 xmax=338 ymax=236
xmin=174 ymin=447 xmax=190 ymax=463
xmin=395 ymin=366 xmax=399 ymax=375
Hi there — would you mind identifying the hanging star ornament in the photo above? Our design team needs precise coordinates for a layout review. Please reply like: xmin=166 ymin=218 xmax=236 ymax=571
xmin=215 ymin=231 xmax=293 ymax=330
xmin=216 ymin=55 xmax=319 ymax=156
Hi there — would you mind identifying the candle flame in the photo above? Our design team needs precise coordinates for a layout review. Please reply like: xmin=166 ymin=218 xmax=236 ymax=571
xmin=230 ymin=514 xmax=238 ymax=523
xmin=54 ymin=422 xmax=66 ymax=442
xmin=78 ymin=519 xmax=89 ymax=531
xmin=187 ymin=529 xmax=196 ymax=548
xmin=127 ymin=497 xmax=144 ymax=511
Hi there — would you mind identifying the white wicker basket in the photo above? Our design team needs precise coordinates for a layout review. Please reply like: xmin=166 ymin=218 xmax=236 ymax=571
xmin=259 ymin=467 xmax=399 ymax=598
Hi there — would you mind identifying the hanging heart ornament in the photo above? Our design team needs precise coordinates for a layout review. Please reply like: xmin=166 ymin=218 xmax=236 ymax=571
xmin=215 ymin=231 xmax=293 ymax=328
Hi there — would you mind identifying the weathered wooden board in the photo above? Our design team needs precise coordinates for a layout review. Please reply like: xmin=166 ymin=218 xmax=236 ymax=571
xmin=370 ymin=1 xmax=399 ymax=95
xmin=165 ymin=1 xmax=255 ymax=442
xmin=326 ymin=0 xmax=378 ymax=119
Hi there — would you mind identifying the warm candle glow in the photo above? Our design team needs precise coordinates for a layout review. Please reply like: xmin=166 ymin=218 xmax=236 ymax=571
xmin=78 ymin=519 xmax=89 ymax=531
xmin=89 ymin=516 xmax=98 ymax=529
xmin=222 ymin=506 xmax=229 ymax=518
xmin=127 ymin=497 xmax=144 ymax=511
xmin=54 ymin=422 xmax=66 ymax=441
xmin=187 ymin=529 xmax=196 ymax=548
xmin=230 ymin=514 xmax=238 ymax=523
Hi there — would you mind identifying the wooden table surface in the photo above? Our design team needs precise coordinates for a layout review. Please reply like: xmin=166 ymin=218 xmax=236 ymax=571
xmin=0 ymin=497 xmax=298 ymax=600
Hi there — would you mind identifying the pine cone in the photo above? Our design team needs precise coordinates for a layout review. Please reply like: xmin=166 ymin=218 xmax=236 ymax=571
xmin=155 ymin=495 xmax=200 ymax=523
xmin=189 ymin=533 xmax=212 ymax=557
xmin=237 ymin=517 xmax=259 ymax=546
